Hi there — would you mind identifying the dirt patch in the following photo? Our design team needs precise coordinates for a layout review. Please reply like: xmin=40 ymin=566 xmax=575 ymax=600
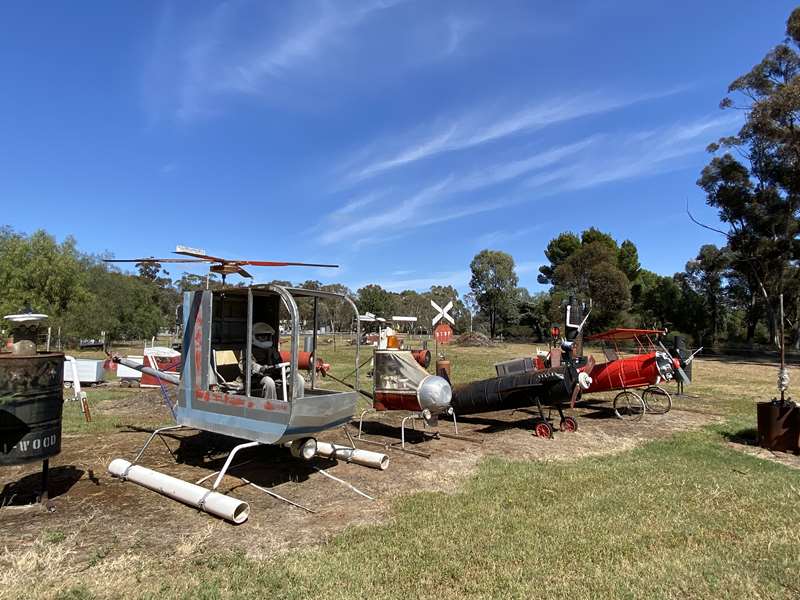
xmin=726 ymin=441 xmax=800 ymax=470
xmin=1 ymin=387 xmax=720 ymax=574
xmin=453 ymin=331 xmax=496 ymax=347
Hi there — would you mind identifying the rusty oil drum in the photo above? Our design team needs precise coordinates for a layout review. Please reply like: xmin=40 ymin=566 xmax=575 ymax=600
xmin=0 ymin=352 xmax=64 ymax=465
xmin=756 ymin=401 xmax=799 ymax=454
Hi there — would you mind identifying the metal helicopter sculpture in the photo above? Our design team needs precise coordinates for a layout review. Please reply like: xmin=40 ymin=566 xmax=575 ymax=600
xmin=101 ymin=246 xmax=389 ymax=523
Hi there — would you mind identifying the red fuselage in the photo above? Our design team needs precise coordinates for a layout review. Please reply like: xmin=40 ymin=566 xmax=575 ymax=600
xmin=583 ymin=352 xmax=678 ymax=393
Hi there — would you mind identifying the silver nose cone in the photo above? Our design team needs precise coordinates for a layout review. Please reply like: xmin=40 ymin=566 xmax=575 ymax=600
xmin=417 ymin=375 xmax=452 ymax=414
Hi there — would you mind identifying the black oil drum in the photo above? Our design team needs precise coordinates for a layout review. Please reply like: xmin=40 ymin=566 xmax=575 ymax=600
xmin=0 ymin=352 xmax=64 ymax=465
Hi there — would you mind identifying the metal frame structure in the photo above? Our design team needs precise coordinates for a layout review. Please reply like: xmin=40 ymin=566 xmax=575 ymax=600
xmin=119 ymin=284 xmax=363 ymax=469
xmin=583 ymin=328 xmax=686 ymax=419
xmin=174 ymin=284 xmax=361 ymax=445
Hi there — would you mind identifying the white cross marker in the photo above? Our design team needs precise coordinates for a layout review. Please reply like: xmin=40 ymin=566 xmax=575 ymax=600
xmin=431 ymin=300 xmax=454 ymax=326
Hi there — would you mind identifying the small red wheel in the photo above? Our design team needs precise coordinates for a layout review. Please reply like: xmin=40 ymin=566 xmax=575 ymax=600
xmin=560 ymin=416 xmax=578 ymax=432
xmin=535 ymin=421 xmax=553 ymax=439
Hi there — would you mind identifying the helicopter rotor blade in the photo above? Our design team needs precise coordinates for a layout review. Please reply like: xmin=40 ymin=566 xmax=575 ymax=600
xmin=242 ymin=260 xmax=339 ymax=268
xmin=103 ymin=258 xmax=208 ymax=263
xmin=173 ymin=249 xmax=225 ymax=262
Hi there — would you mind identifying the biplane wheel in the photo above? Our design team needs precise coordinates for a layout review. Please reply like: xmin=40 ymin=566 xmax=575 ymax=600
xmin=560 ymin=416 xmax=578 ymax=432
xmin=642 ymin=386 xmax=672 ymax=415
xmin=534 ymin=421 xmax=553 ymax=439
xmin=613 ymin=391 xmax=645 ymax=422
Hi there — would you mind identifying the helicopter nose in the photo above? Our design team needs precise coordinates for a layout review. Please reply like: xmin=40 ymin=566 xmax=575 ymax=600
xmin=417 ymin=375 xmax=452 ymax=414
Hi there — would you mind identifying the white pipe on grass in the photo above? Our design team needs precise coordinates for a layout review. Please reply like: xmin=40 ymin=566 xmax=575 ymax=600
xmin=315 ymin=442 xmax=389 ymax=471
xmin=108 ymin=459 xmax=250 ymax=524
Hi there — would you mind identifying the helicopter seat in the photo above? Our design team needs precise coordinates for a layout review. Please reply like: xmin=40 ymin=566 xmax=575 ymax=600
xmin=211 ymin=349 xmax=245 ymax=392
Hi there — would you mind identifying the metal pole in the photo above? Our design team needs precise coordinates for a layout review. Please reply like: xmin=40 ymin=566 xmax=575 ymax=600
xmin=311 ymin=297 xmax=319 ymax=391
xmin=40 ymin=458 xmax=49 ymax=504
xmin=246 ymin=288 xmax=253 ymax=397
xmin=780 ymin=293 xmax=785 ymax=403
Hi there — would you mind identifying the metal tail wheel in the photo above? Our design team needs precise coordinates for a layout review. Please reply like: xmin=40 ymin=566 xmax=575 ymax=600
xmin=642 ymin=386 xmax=672 ymax=415
xmin=534 ymin=421 xmax=553 ymax=439
xmin=613 ymin=390 xmax=646 ymax=422
xmin=559 ymin=416 xmax=578 ymax=432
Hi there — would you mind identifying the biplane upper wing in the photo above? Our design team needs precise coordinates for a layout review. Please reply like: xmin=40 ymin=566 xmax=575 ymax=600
xmin=585 ymin=328 xmax=666 ymax=342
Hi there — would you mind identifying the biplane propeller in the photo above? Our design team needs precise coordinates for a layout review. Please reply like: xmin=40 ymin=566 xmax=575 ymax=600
xmin=104 ymin=245 xmax=338 ymax=284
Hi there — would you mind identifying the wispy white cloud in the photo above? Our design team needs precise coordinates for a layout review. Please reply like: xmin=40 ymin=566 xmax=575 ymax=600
xmin=524 ymin=112 xmax=742 ymax=193
xmin=315 ymin=112 xmax=735 ymax=251
xmin=144 ymin=1 xmax=479 ymax=121
xmin=319 ymin=177 xmax=453 ymax=245
xmin=444 ymin=16 xmax=477 ymax=55
xmin=343 ymin=87 xmax=685 ymax=183
xmin=453 ymin=136 xmax=599 ymax=193
xmin=329 ymin=192 xmax=386 ymax=219
xmin=477 ymin=226 xmax=543 ymax=248
xmin=364 ymin=269 xmax=471 ymax=292
xmin=218 ymin=1 xmax=401 ymax=96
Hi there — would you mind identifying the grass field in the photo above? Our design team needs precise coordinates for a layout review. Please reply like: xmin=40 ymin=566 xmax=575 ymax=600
xmin=3 ymin=341 xmax=800 ymax=599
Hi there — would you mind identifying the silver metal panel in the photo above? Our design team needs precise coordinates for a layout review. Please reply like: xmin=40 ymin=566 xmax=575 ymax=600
xmin=279 ymin=390 xmax=358 ymax=442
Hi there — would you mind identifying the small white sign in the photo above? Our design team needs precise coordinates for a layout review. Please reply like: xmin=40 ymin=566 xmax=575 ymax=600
xmin=431 ymin=300 xmax=454 ymax=326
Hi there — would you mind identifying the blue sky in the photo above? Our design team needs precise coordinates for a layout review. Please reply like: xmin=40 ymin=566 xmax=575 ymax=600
xmin=2 ymin=1 xmax=795 ymax=295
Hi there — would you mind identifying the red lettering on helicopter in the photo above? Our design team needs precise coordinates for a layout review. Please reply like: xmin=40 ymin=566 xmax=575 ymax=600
xmin=193 ymin=310 xmax=203 ymax=387
xmin=193 ymin=388 xmax=288 ymax=412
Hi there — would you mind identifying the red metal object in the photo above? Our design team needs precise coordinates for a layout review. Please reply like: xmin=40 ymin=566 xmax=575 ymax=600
xmin=560 ymin=416 xmax=578 ymax=432
xmin=535 ymin=421 xmax=553 ymax=439
xmin=411 ymin=349 xmax=431 ymax=368
xmin=140 ymin=353 xmax=181 ymax=388
xmin=581 ymin=328 xmax=679 ymax=394
xmin=278 ymin=351 xmax=330 ymax=375
xmin=373 ymin=391 xmax=422 ymax=412
xmin=584 ymin=352 xmax=660 ymax=393
xmin=434 ymin=323 xmax=453 ymax=345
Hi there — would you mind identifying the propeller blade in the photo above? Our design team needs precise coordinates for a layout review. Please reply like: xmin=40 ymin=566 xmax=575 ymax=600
xmin=173 ymin=249 xmax=224 ymax=262
xmin=103 ymin=258 xmax=207 ymax=263
xmin=675 ymin=365 xmax=690 ymax=385
xmin=570 ymin=377 xmax=582 ymax=409
xmin=242 ymin=260 xmax=339 ymax=268
xmin=658 ymin=340 xmax=691 ymax=385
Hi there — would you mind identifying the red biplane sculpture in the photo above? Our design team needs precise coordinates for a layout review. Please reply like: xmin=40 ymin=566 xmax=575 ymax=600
xmin=580 ymin=328 xmax=697 ymax=420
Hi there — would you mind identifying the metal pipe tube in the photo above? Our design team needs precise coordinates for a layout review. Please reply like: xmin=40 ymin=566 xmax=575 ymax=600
xmin=108 ymin=458 xmax=249 ymax=524
xmin=315 ymin=442 xmax=389 ymax=470
xmin=114 ymin=357 xmax=180 ymax=386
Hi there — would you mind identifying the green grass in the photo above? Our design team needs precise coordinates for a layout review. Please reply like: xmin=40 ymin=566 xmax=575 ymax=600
xmin=13 ymin=341 xmax=796 ymax=599
xmin=140 ymin=426 xmax=800 ymax=599
xmin=61 ymin=387 xmax=173 ymax=435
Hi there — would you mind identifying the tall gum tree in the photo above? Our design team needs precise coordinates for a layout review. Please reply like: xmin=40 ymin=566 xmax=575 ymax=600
xmin=697 ymin=7 xmax=800 ymax=346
